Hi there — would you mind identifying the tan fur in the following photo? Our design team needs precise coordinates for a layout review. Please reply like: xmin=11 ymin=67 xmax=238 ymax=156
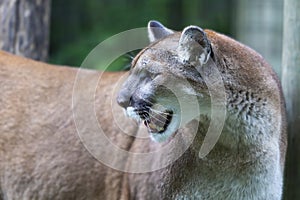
xmin=0 ymin=24 xmax=287 ymax=199
xmin=0 ymin=51 xmax=135 ymax=200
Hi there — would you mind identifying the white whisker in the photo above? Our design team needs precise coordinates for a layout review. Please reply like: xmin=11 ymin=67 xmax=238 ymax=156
xmin=148 ymin=112 xmax=168 ymax=124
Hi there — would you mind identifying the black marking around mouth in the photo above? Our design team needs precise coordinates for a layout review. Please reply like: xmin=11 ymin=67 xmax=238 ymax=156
xmin=134 ymin=107 xmax=150 ymax=120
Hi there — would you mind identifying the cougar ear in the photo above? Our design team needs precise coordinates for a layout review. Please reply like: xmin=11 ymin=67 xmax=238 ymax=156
xmin=177 ymin=26 xmax=212 ymax=66
xmin=148 ymin=20 xmax=174 ymax=43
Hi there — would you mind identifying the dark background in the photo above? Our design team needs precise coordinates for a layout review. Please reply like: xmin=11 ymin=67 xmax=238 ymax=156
xmin=49 ymin=0 xmax=283 ymax=76
xmin=49 ymin=0 xmax=235 ymax=68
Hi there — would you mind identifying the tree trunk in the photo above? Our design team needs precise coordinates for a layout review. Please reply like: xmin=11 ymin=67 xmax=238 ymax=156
xmin=282 ymin=0 xmax=300 ymax=199
xmin=0 ymin=0 xmax=51 ymax=61
xmin=235 ymin=0 xmax=283 ymax=76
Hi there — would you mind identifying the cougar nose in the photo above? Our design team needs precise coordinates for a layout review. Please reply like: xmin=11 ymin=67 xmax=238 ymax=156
xmin=117 ymin=92 xmax=131 ymax=108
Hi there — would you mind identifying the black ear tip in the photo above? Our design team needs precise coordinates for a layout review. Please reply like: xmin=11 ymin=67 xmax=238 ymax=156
xmin=148 ymin=20 xmax=163 ymax=28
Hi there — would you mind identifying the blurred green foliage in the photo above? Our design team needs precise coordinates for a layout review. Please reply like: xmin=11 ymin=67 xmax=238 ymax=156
xmin=49 ymin=0 xmax=234 ymax=70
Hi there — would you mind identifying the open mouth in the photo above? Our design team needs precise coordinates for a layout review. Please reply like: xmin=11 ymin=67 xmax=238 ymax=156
xmin=136 ymin=108 xmax=173 ymax=134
